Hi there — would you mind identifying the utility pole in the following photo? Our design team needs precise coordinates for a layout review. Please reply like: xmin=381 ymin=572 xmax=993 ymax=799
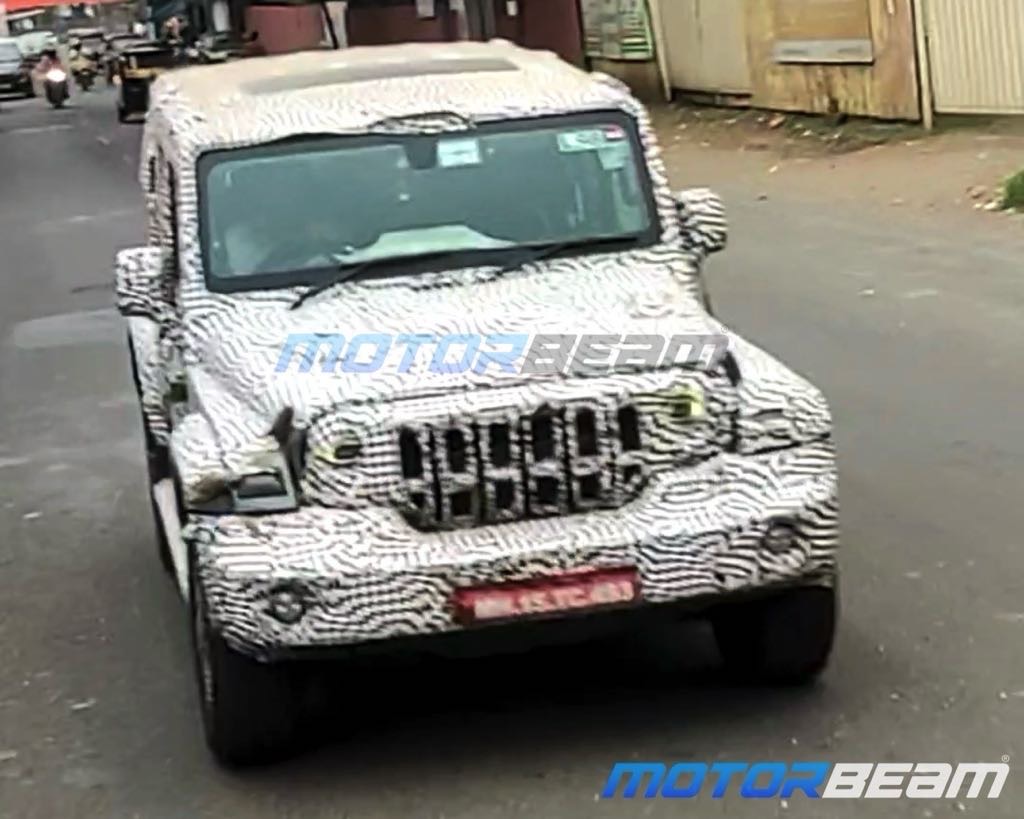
xmin=910 ymin=0 xmax=934 ymax=130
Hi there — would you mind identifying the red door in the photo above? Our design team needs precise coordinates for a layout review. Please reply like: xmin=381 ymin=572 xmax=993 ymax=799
xmin=491 ymin=0 xmax=584 ymax=66
xmin=346 ymin=0 xmax=459 ymax=46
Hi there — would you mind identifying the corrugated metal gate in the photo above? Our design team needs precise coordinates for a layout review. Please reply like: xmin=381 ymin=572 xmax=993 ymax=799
xmin=925 ymin=0 xmax=1024 ymax=114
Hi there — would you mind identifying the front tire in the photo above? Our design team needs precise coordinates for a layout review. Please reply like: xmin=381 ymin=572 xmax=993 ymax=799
xmin=711 ymin=585 xmax=837 ymax=685
xmin=189 ymin=551 xmax=303 ymax=766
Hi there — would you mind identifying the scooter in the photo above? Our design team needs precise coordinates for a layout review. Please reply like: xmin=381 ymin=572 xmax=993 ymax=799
xmin=70 ymin=49 xmax=99 ymax=92
xmin=44 ymin=68 xmax=70 ymax=109
xmin=74 ymin=65 xmax=97 ymax=92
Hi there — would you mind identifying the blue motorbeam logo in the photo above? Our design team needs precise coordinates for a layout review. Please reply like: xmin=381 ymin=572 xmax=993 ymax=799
xmin=274 ymin=332 xmax=730 ymax=376
xmin=600 ymin=761 xmax=1010 ymax=799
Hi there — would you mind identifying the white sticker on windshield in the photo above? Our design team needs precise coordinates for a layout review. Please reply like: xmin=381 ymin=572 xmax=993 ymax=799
xmin=437 ymin=138 xmax=482 ymax=168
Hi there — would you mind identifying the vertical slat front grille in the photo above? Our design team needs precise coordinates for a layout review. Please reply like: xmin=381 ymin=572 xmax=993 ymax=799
xmin=397 ymin=402 xmax=648 ymax=531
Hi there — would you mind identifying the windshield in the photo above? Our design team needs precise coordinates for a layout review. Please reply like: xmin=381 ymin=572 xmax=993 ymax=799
xmin=0 ymin=43 xmax=20 ymax=61
xmin=197 ymin=112 xmax=659 ymax=293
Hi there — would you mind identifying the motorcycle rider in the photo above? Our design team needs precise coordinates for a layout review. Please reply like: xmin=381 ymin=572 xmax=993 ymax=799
xmin=161 ymin=16 xmax=192 ymax=66
xmin=35 ymin=46 xmax=64 ymax=76
xmin=32 ymin=46 xmax=67 ymax=98
xmin=68 ymin=38 xmax=97 ymax=89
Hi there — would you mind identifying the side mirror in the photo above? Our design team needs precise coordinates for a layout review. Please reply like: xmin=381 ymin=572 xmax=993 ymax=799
xmin=115 ymin=246 xmax=167 ymax=320
xmin=674 ymin=188 xmax=728 ymax=257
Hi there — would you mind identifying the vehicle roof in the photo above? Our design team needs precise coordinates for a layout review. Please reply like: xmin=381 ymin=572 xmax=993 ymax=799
xmin=122 ymin=41 xmax=171 ymax=52
xmin=146 ymin=40 xmax=638 ymax=158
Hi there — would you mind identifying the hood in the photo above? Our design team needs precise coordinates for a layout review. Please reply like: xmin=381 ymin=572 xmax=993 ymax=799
xmin=184 ymin=251 xmax=724 ymax=429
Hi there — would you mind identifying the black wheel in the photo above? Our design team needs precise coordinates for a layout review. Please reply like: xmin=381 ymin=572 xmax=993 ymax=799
xmin=127 ymin=335 xmax=174 ymax=573
xmin=189 ymin=549 xmax=303 ymax=766
xmin=711 ymin=585 xmax=837 ymax=685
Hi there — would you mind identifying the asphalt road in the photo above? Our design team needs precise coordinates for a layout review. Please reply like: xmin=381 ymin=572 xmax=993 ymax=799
xmin=1 ymin=87 xmax=1023 ymax=819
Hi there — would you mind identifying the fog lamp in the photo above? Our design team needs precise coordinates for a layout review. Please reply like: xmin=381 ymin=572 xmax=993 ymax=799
xmin=268 ymin=584 xmax=307 ymax=625
xmin=763 ymin=520 xmax=797 ymax=554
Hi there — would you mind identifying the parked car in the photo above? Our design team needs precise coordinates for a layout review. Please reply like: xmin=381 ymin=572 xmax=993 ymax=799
xmin=115 ymin=41 xmax=839 ymax=767
xmin=0 ymin=38 xmax=33 ymax=97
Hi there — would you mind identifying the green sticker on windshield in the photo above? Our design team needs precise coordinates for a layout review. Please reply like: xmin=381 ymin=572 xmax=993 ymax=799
xmin=598 ymin=143 xmax=629 ymax=170
xmin=557 ymin=129 xmax=608 ymax=153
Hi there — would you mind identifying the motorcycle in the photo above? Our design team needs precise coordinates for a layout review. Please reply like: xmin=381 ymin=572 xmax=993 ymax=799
xmin=74 ymin=64 xmax=97 ymax=91
xmin=44 ymin=68 xmax=70 ymax=109
xmin=69 ymin=47 xmax=99 ymax=92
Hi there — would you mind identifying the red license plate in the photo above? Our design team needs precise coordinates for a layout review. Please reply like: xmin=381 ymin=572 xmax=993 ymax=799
xmin=452 ymin=568 xmax=640 ymax=625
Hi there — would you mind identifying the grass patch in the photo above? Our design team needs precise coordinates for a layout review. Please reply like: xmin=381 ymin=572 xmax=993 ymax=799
xmin=1002 ymin=169 xmax=1024 ymax=211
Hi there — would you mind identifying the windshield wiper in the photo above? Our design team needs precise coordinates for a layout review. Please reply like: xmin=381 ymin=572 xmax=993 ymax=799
xmin=290 ymin=235 xmax=641 ymax=310
xmin=289 ymin=250 xmax=461 ymax=310
xmin=492 ymin=235 xmax=642 ymax=277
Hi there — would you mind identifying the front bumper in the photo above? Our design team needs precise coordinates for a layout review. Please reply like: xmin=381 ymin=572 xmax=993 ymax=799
xmin=0 ymin=72 xmax=30 ymax=92
xmin=192 ymin=440 xmax=839 ymax=659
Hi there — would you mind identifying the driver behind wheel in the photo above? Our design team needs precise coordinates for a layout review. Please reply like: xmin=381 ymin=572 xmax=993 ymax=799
xmin=222 ymin=203 xmax=350 ymax=277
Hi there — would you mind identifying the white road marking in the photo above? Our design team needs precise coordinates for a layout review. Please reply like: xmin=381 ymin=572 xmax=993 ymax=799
xmin=2 ymin=124 xmax=73 ymax=136
xmin=901 ymin=288 xmax=940 ymax=300
xmin=8 ymin=308 xmax=121 ymax=350
xmin=95 ymin=135 xmax=111 ymax=146
xmin=0 ymin=457 xmax=30 ymax=470
xmin=33 ymin=207 xmax=137 ymax=233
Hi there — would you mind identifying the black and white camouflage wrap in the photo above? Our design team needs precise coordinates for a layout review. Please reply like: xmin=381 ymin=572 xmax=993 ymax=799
xmin=116 ymin=42 xmax=838 ymax=658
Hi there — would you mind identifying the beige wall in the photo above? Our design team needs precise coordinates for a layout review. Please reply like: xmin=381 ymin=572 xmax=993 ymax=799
xmin=658 ymin=0 xmax=751 ymax=95
xmin=926 ymin=0 xmax=1024 ymax=115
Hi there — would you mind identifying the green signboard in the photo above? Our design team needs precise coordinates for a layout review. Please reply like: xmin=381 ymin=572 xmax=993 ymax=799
xmin=581 ymin=0 xmax=654 ymax=61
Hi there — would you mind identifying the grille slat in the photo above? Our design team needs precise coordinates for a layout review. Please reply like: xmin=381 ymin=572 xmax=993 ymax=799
xmin=398 ymin=401 xmax=646 ymax=531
